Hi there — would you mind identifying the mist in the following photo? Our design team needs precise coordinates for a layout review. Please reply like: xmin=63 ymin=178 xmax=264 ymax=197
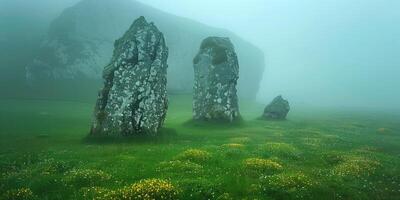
xmin=137 ymin=0 xmax=400 ymax=110
xmin=1 ymin=0 xmax=399 ymax=110
xmin=0 ymin=0 xmax=80 ymax=80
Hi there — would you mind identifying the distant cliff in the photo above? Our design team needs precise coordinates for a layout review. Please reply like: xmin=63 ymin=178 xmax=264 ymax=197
xmin=0 ymin=0 xmax=79 ymax=82
xmin=26 ymin=0 xmax=265 ymax=99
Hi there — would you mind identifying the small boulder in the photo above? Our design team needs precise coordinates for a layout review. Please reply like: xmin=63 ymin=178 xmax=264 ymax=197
xmin=262 ymin=95 xmax=290 ymax=120
xmin=90 ymin=16 xmax=168 ymax=136
xmin=193 ymin=37 xmax=240 ymax=122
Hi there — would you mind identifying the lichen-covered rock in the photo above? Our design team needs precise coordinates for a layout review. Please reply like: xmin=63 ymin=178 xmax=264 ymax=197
xmin=90 ymin=16 xmax=168 ymax=136
xmin=262 ymin=95 xmax=290 ymax=120
xmin=193 ymin=37 xmax=240 ymax=122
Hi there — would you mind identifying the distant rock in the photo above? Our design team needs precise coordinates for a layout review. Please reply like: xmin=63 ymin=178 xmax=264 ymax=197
xmin=193 ymin=37 xmax=240 ymax=122
xmin=262 ymin=95 xmax=290 ymax=120
xmin=90 ymin=16 xmax=168 ymax=136
xmin=25 ymin=0 xmax=265 ymax=100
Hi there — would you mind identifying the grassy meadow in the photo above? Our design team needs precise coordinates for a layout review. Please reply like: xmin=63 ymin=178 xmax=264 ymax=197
xmin=0 ymin=95 xmax=399 ymax=199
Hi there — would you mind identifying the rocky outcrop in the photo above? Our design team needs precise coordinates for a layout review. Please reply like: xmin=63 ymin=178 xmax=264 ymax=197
xmin=262 ymin=95 xmax=290 ymax=120
xmin=193 ymin=37 xmax=240 ymax=122
xmin=90 ymin=16 xmax=168 ymax=136
xmin=25 ymin=0 xmax=265 ymax=100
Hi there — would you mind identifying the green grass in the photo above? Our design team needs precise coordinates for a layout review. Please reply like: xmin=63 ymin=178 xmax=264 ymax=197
xmin=0 ymin=95 xmax=400 ymax=199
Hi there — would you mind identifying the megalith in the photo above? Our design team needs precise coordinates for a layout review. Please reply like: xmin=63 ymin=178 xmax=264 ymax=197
xmin=90 ymin=16 xmax=168 ymax=136
xmin=193 ymin=37 xmax=240 ymax=122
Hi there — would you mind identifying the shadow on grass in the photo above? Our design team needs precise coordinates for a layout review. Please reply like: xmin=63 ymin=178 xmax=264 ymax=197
xmin=182 ymin=117 xmax=246 ymax=130
xmin=256 ymin=116 xmax=289 ymax=122
xmin=82 ymin=128 xmax=178 ymax=145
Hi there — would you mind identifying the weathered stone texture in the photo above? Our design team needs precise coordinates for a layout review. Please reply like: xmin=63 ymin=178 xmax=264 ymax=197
xmin=193 ymin=37 xmax=240 ymax=122
xmin=90 ymin=16 xmax=168 ymax=136
xmin=262 ymin=95 xmax=290 ymax=120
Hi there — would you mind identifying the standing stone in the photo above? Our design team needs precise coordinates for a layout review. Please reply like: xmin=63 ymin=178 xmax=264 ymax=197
xmin=193 ymin=37 xmax=240 ymax=122
xmin=262 ymin=95 xmax=290 ymax=120
xmin=90 ymin=16 xmax=168 ymax=136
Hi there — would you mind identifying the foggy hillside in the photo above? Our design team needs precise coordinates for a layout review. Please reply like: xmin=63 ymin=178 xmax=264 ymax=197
xmin=0 ymin=0 xmax=79 ymax=81
xmin=26 ymin=0 xmax=265 ymax=99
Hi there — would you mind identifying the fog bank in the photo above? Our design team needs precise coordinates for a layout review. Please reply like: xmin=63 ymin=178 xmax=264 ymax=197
xmin=138 ymin=0 xmax=400 ymax=110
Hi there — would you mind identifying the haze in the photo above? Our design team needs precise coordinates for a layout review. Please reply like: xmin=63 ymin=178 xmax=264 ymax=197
xmin=1 ymin=0 xmax=399 ymax=111
xmin=138 ymin=0 xmax=400 ymax=110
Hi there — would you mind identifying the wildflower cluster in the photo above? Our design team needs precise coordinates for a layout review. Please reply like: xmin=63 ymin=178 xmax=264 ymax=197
xmin=260 ymin=172 xmax=316 ymax=199
xmin=260 ymin=142 xmax=298 ymax=158
xmin=79 ymin=179 xmax=180 ymax=200
xmin=175 ymin=149 xmax=211 ymax=163
xmin=2 ymin=188 xmax=37 ymax=200
xmin=243 ymin=158 xmax=283 ymax=175
xmin=119 ymin=179 xmax=180 ymax=200
xmin=332 ymin=156 xmax=381 ymax=177
xmin=63 ymin=168 xmax=112 ymax=187
xmin=157 ymin=160 xmax=203 ymax=174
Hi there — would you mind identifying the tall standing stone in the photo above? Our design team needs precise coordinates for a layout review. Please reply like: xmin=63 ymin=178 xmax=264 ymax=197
xmin=90 ymin=16 xmax=168 ymax=136
xmin=193 ymin=37 xmax=240 ymax=122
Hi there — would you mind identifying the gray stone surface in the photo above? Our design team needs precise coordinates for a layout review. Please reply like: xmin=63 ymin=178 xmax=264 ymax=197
xmin=90 ymin=16 xmax=168 ymax=136
xmin=262 ymin=95 xmax=290 ymax=120
xmin=193 ymin=37 xmax=240 ymax=122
